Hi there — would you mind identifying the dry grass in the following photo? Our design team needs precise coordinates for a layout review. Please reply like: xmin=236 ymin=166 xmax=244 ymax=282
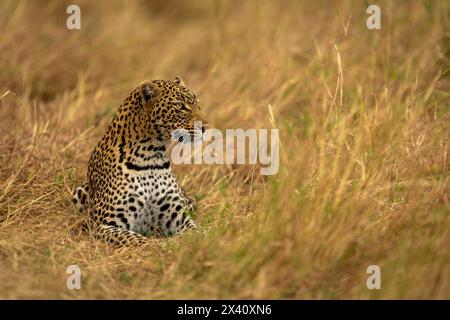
xmin=0 ymin=0 xmax=449 ymax=299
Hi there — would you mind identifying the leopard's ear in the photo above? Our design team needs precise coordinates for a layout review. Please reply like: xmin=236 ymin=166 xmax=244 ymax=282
xmin=138 ymin=81 xmax=156 ymax=104
xmin=174 ymin=76 xmax=185 ymax=87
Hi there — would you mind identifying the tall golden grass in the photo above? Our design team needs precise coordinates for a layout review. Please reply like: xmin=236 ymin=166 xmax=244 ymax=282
xmin=0 ymin=0 xmax=448 ymax=299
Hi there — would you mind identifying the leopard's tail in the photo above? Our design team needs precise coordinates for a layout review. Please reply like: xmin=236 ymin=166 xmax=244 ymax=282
xmin=72 ymin=182 xmax=90 ymax=213
xmin=96 ymin=224 xmax=152 ymax=246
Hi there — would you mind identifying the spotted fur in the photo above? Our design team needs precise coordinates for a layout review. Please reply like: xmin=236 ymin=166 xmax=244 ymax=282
xmin=72 ymin=77 xmax=205 ymax=246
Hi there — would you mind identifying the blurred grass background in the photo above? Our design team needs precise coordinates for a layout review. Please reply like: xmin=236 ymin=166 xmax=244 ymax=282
xmin=0 ymin=0 xmax=449 ymax=299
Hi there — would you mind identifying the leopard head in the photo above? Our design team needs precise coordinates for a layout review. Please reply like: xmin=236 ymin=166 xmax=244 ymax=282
xmin=137 ymin=77 xmax=206 ymax=144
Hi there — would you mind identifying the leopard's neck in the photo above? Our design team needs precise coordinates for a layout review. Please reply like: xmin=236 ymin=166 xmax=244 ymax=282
xmin=99 ymin=117 xmax=171 ymax=173
xmin=123 ymin=137 xmax=170 ymax=172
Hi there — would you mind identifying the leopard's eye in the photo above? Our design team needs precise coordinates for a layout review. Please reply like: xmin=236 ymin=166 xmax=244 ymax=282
xmin=175 ymin=102 xmax=190 ymax=112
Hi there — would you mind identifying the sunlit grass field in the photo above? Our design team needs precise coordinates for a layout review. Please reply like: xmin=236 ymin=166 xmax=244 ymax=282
xmin=0 ymin=0 xmax=449 ymax=299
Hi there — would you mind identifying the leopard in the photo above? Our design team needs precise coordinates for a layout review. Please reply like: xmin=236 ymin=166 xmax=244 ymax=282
xmin=72 ymin=77 xmax=205 ymax=246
